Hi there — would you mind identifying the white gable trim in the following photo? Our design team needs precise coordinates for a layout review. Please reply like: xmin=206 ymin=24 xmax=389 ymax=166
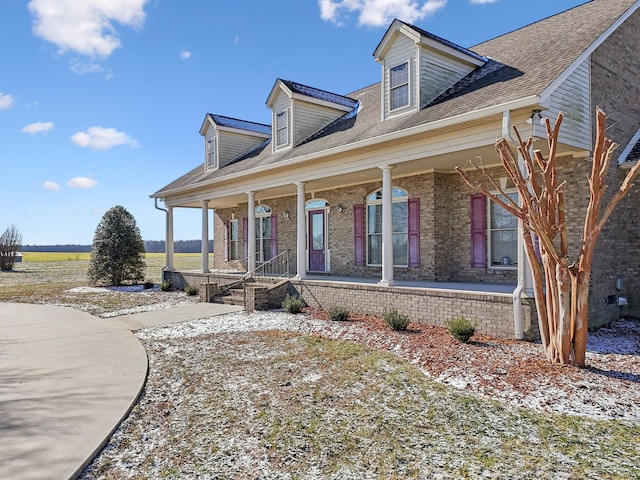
xmin=618 ymin=126 xmax=640 ymax=163
xmin=290 ymin=93 xmax=353 ymax=112
xmin=540 ymin=1 xmax=640 ymax=104
xmin=216 ymin=125 xmax=271 ymax=138
xmin=266 ymin=80 xmax=293 ymax=108
xmin=417 ymin=37 xmax=485 ymax=67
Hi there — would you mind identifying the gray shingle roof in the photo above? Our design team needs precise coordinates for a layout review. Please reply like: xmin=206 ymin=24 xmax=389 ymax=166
xmin=279 ymin=79 xmax=359 ymax=109
xmin=153 ymin=0 xmax=638 ymax=197
xmin=208 ymin=114 xmax=271 ymax=135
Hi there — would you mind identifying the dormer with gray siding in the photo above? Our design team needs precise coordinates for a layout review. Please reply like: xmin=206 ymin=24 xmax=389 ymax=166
xmin=200 ymin=114 xmax=271 ymax=171
xmin=374 ymin=19 xmax=487 ymax=120
xmin=266 ymin=79 xmax=358 ymax=152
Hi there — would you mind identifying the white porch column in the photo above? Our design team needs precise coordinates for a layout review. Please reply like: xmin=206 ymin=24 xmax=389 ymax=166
xmin=201 ymin=200 xmax=210 ymax=273
xmin=295 ymin=182 xmax=306 ymax=279
xmin=379 ymin=165 xmax=395 ymax=286
xmin=247 ymin=191 xmax=256 ymax=274
xmin=166 ymin=206 xmax=174 ymax=271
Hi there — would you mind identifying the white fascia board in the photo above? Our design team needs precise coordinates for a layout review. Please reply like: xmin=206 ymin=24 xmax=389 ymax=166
xmin=540 ymin=1 xmax=640 ymax=104
xmin=217 ymin=125 xmax=271 ymax=139
xmin=373 ymin=20 xmax=405 ymax=61
xmin=265 ymin=80 xmax=293 ymax=108
xmin=158 ymin=95 xmax=541 ymax=198
xmin=418 ymin=36 xmax=486 ymax=67
xmin=198 ymin=114 xmax=215 ymax=136
xmin=618 ymin=127 xmax=640 ymax=163
xmin=290 ymin=93 xmax=353 ymax=112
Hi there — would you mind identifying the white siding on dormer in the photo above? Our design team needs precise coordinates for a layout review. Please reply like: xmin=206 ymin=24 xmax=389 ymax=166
xmin=218 ymin=131 xmax=265 ymax=167
xmin=542 ymin=58 xmax=591 ymax=151
xmin=419 ymin=48 xmax=476 ymax=107
xmin=293 ymin=100 xmax=346 ymax=145
xmin=272 ymin=91 xmax=292 ymax=150
xmin=382 ymin=34 xmax=417 ymax=119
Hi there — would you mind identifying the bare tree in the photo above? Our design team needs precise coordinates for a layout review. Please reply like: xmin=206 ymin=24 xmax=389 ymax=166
xmin=457 ymin=108 xmax=640 ymax=367
xmin=0 ymin=224 xmax=23 ymax=271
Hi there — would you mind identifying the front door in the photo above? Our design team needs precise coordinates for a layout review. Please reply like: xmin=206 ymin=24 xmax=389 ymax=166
xmin=308 ymin=209 xmax=326 ymax=272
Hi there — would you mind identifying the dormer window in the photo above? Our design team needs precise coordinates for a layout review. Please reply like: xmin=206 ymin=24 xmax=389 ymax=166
xmin=207 ymin=137 xmax=217 ymax=169
xmin=276 ymin=110 xmax=289 ymax=147
xmin=390 ymin=62 xmax=409 ymax=111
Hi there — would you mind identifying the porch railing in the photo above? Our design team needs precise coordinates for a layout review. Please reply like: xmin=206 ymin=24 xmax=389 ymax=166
xmin=250 ymin=249 xmax=291 ymax=279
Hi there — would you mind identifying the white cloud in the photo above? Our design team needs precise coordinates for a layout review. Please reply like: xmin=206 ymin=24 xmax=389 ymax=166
xmin=91 ymin=209 xmax=105 ymax=215
xmin=28 ymin=0 xmax=148 ymax=58
xmin=70 ymin=60 xmax=105 ymax=75
xmin=22 ymin=121 xmax=55 ymax=135
xmin=0 ymin=92 xmax=15 ymax=110
xmin=71 ymin=126 xmax=139 ymax=150
xmin=67 ymin=177 xmax=98 ymax=188
xmin=469 ymin=0 xmax=498 ymax=4
xmin=42 ymin=180 xmax=60 ymax=190
xmin=319 ymin=0 xmax=446 ymax=27
xmin=179 ymin=49 xmax=191 ymax=60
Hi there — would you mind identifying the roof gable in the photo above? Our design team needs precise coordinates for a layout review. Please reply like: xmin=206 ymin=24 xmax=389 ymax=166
xmin=266 ymin=79 xmax=358 ymax=111
xmin=199 ymin=113 xmax=271 ymax=137
xmin=374 ymin=19 xmax=486 ymax=66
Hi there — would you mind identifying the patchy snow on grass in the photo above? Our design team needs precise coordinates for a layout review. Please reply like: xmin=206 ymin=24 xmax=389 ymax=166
xmin=137 ymin=310 xmax=640 ymax=422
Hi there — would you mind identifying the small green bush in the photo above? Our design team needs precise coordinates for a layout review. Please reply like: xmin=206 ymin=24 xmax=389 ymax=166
xmin=282 ymin=294 xmax=304 ymax=314
xmin=160 ymin=280 xmax=172 ymax=292
xmin=328 ymin=305 xmax=350 ymax=322
xmin=185 ymin=285 xmax=199 ymax=296
xmin=383 ymin=307 xmax=410 ymax=331
xmin=446 ymin=316 xmax=477 ymax=343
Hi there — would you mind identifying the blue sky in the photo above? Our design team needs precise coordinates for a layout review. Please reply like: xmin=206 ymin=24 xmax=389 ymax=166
xmin=1 ymin=0 xmax=586 ymax=245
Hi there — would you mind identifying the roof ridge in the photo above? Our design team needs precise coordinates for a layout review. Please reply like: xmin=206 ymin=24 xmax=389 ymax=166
xmin=208 ymin=113 xmax=270 ymax=128
xmin=278 ymin=79 xmax=359 ymax=107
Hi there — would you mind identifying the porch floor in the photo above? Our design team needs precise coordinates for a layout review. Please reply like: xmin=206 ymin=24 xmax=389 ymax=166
xmin=179 ymin=269 xmax=516 ymax=295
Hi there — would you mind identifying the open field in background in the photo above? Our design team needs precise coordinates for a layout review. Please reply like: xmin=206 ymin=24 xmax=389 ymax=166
xmin=0 ymin=253 xmax=212 ymax=313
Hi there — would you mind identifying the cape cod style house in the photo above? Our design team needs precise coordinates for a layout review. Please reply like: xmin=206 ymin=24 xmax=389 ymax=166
xmin=152 ymin=0 xmax=640 ymax=340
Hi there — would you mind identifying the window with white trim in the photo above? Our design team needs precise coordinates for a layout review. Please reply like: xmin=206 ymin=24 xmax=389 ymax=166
xmin=255 ymin=205 xmax=272 ymax=262
xmin=229 ymin=219 xmax=238 ymax=261
xmin=275 ymin=110 xmax=289 ymax=147
xmin=389 ymin=62 xmax=409 ymax=111
xmin=366 ymin=187 xmax=408 ymax=266
xmin=488 ymin=192 xmax=518 ymax=268
xmin=207 ymin=137 xmax=217 ymax=169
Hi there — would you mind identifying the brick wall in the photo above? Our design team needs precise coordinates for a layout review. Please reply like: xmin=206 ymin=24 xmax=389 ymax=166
xmin=588 ymin=8 xmax=640 ymax=323
xmin=290 ymin=278 xmax=538 ymax=340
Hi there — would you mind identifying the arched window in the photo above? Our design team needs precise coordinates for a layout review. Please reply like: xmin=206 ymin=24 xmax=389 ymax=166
xmin=305 ymin=199 xmax=328 ymax=210
xmin=366 ymin=187 xmax=408 ymax=266
xmin=255 ymin=205 xmax=272 ymax=262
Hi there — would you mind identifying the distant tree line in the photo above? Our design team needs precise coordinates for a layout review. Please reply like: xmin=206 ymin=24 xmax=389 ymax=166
xmin=23 ymin=240 xmax=213 ymax=254
xmin=144 ymin=240 xmax=213 ymax=253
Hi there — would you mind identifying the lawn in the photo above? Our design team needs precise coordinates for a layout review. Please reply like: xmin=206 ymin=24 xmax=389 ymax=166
xmin=2 ymin=256 xmax=638 ymax=479
xmin=0 ymin=252 xmax=212 ymax=308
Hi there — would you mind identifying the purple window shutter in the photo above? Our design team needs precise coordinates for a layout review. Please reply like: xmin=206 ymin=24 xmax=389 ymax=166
xmin=354 ymin=204 xmax=364 ymax=266
xmin=270 ymin=213 xmax=278 ymax=256
xmin=470 ymin=194 xmax=487 ymax=268
xmin=408 ymin=198 xmax=420 ymax=268
xmin=223 ymin=222 xmax=229 ymax=262
xmin=243 ymin=217 xmax=248 ymax=259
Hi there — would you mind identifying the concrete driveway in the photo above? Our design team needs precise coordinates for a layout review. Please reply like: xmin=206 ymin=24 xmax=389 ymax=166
xmin=0 ymin=304 xmax=148 ymax=480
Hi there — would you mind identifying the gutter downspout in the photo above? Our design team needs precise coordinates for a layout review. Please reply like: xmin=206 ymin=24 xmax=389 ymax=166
xmin=502 ymin=111 xmax=525 ymax=340
xmin=154 ymin=198 xmax=170 ymax=283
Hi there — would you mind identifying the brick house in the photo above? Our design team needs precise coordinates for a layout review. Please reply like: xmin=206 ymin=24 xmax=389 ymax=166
xmin=152 ymin=0 xmax=640 ymax=339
